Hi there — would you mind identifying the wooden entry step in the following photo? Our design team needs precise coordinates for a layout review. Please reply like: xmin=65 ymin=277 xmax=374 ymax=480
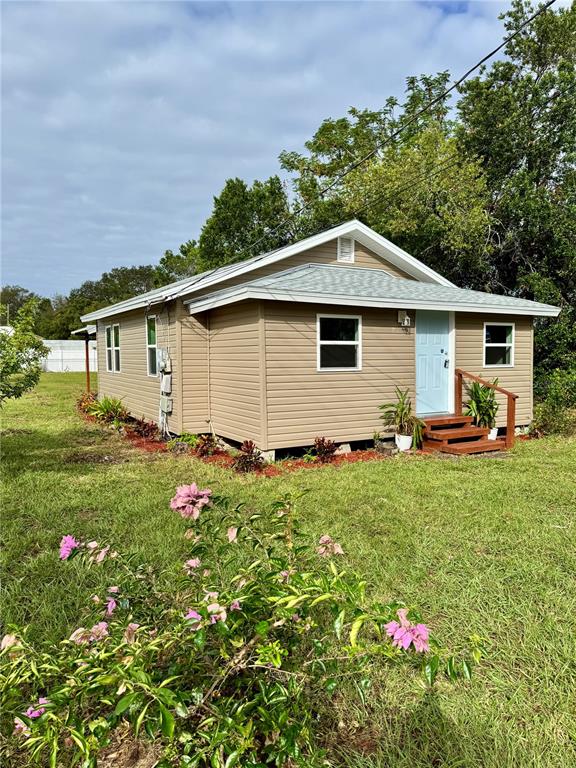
xmin=422 ymin=414 xmax=506 ymax=455
xmin=424 ymin=425 xmax=489 ymax=442
xmin=422 ymin=437 xmax=506 ymax=455
xmin=423 ymin=414 xmax=474 ymax=428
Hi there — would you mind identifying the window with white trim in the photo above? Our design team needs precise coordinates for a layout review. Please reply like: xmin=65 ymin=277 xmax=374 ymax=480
xmin=105 ymin=324 xmax=121 ymax=372
xmin=146 ymin=316 xmax=158 ymax=376
xmin=337 ymin=236 xmax=355 ymax=263
xmin=317 ymin=315 xmax=361 ymax=370
xmin=484 ymin=323 xmax=514 ymax=367
xmin=105 ymin=326 xmax=113 ymax=372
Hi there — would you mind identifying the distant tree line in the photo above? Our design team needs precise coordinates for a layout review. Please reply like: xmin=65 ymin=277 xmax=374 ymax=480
xmin=2 ymin=0 xmax=574 ymax=384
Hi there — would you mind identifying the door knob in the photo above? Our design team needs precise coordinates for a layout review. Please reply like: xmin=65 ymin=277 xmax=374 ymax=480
xmin=444 ymin=359 xmax=450 ymax=368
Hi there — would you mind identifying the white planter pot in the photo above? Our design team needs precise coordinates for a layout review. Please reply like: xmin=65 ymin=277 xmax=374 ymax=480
xmin=395 ymin=433 xmax=413 ymax=452
xmin=487 ymin=427 xmax=498 ymax=441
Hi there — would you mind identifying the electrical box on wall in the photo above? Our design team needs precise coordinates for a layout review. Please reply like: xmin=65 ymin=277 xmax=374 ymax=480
xmin=159 ymin=395 xmax=173 ymax=414
xmin=398 ymin=310 xmax=411 ymax=327
xmin=157 ymin=348 xmax=171 ymax=373
xmin=161 ymin=373 xmax=172 ymax=394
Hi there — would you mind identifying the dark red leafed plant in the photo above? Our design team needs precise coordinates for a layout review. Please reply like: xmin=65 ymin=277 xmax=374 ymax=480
xmin=313 ymin=436 xmax=337 ymax=463
xmin=195 ymin=433 xmax=219 ymax=457
xmin=232 ymin=440 xmax=265 ymax=473
xmin=126 ymin=417 xmax=160 ymax=440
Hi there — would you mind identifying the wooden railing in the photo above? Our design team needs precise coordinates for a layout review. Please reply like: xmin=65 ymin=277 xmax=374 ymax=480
xmin=454 ymin=369 xmax=518 ymax=449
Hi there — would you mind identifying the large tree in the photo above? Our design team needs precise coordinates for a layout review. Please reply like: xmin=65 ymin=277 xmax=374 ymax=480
xmin=154 ymin=240 xmax=198 ymax=286
xmin=279 ymin=73 xmax=455 ymax=237
xmin=457 ymin=0 xmax=576 ymax=373
xmin=197 ymin=176 xmax=292 ymax=272
xmin=341 ymin=123 xmax=494 ymax=288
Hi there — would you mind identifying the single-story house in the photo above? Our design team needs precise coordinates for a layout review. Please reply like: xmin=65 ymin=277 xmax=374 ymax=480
xmin=81 ymin=220 xmax=560 ymax=456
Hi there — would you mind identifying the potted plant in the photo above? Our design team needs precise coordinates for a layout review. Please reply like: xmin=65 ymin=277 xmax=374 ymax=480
xmin=379 ymin=387 xmax=425 ymax=451
xmin=465 ymin=380 xmax=500 ymax=439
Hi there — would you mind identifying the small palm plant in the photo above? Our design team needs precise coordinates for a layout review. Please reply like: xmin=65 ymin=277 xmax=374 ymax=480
xmin=86 ymin=396 xmax=129 ymax=424
xmin=465 ymin=380 xmax=499 ymax=429
xmin=379 ymin=387 xmax=425 ymax=449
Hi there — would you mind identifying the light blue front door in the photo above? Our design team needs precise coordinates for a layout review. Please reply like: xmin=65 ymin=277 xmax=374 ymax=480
xmin=416 ymin=311 xmax=450 ymax=414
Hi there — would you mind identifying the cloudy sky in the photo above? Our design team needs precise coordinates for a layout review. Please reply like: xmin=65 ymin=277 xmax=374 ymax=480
xmin=2 ymin=0 xmax=514 ymax=296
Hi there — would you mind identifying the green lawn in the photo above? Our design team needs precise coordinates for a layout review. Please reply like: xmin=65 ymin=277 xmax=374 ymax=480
xmin=2 ymin=373 xmax=576 ymax=767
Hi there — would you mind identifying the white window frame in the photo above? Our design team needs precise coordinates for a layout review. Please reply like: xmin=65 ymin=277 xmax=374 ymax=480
xmin=316 ymin=313 xmax=362 ymax=372
xmin=105 ymin=323 xmax=120 ymax=373
xmin=146 ymin=315 xmax=158 ymax=377
xmin=483 ymin=321 xmax=515 ymax=368
xmin=105 ymin=325 xmax=113 ymax=372
xmin=337 ymin=236 xmax=355 ymax=263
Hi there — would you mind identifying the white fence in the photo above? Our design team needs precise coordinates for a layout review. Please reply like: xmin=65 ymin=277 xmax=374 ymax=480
xmin=42 ymin=340 xmax=98 ymax=373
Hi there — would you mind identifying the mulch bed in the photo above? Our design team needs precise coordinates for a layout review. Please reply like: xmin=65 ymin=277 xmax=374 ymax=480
xmin=77 ymin=406 xmax=400 ymax=475
xmin=192 ymin=447 xmax=392 ymax=476
xmin=124 ymin=432 xmax=168 ymax=453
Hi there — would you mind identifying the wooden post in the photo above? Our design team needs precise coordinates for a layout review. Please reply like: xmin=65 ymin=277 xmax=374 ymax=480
xmin=506 ymin=395 xmax=516 ymax=449
xmin=455 ymin=369 xmax=463 ymax=415
xmin=84 ymin=335 xmax=91 ymax=393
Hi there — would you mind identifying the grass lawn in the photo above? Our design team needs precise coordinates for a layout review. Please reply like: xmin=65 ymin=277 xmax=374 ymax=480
xmin=2 ymin=373 xmax=576 ymax=767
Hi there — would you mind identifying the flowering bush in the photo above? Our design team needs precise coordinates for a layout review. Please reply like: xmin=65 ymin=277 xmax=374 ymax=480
xmin=1 ymin=489 xmax=484 ymax=767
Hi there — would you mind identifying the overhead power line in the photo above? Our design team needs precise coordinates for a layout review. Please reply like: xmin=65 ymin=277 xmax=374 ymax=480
xmin=222 ymin=0 xmax=557 ymax=266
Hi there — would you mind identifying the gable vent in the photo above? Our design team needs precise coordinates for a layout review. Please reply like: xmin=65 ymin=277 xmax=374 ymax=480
xmin=337 ymin=236 xmax=355 ymax=263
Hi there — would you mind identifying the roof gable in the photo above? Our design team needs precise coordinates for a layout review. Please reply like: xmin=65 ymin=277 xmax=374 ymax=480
xmin=81 ymin=221 xmax=454 ymax=322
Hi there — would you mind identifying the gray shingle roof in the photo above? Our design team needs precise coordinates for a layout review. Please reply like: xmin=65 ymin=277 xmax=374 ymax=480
xmin=185 ymin=264 xmax=560 ymax=317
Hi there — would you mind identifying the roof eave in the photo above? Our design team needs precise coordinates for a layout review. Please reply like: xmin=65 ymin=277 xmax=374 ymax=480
xmin=186 ymin=288 xmax=561 ymax=318
xmin=80 ymin=296 xmax=167 ymax=323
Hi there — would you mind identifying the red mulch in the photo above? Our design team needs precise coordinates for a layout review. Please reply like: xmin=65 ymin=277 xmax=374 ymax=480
xmin=124 ymin=433 xmax=168 ymax=453
xmin=78 ymin=406 xmax=399 ymax=475
xmin=186 ymin=448 xmax=391 ymax=476
xmin=200 ymin=451 xmax=235 ymax=468
xmin=276 ymin=449 xmax=387 ymax=474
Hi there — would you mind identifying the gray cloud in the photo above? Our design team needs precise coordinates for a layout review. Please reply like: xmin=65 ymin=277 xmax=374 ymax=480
xmin=2 ymin=0 xmax=509 ymax=295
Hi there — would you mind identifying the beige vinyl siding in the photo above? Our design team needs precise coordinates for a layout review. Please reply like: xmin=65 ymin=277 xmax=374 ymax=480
xmin=455 ymin=313 xmax=533 ymax=425
xmin=207 ymin=301 xmax=262 ymax=444
xmin=179 ymin=307 xmax=210 ymax=434
xmin=96 ymin=303 xmax=178 ymax=427
xmin=263 ymin=302 xmax=415 ymax=449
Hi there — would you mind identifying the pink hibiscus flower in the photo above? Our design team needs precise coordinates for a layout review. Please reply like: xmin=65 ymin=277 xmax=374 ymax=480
xmin=59 ymin=535 xmax=80 ymax=560
xmin=184 ymin=609 xmax=202 ymax=630
xmin=316 ymin=535 xmax=344 ymax=557
xmin=385 ymin=608 xmax=430 ymax=653
xmin=170 ymin=483 xmax=212 ymax=520
xmin=183 ymin=557 xmax=201 ymax=575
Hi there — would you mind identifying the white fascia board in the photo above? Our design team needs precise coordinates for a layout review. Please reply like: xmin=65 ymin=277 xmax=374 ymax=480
xmin=350 ymin=221 xmax=455 ymax=287
xmin=80 ymin=296 xmax=166 ymax=323
xmin=186 ymin=287 xmax=561 ymax=318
